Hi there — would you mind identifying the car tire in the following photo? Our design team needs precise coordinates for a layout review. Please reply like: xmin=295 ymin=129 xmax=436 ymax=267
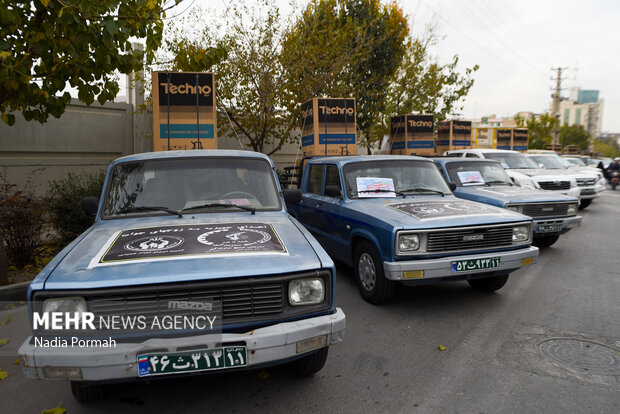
xmin=71 ymin=381 xmax=104 ymax=403
xmin=354 ymin=241 xmax=395 ymax=304
xmin=579 ymin=199 xmax=592 ymax=209
xmin=468 ymin=273 xmax=509 ymax=292
xmin=287 ymin=347 xmax=329 ymax=376
xmin=533 ymin=235 xmax=560 ymax=248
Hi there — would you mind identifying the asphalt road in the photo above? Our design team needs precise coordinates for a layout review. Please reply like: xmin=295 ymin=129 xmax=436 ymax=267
xmin=1 ymin=191 xmax=619 ymax=413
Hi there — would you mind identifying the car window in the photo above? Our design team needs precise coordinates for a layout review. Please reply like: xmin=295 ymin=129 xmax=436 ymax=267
xmin=466 ymin=153 xmax=479 ymax=158
xmin=307 ymin=165 xmax=324 ymax=194
xmin=484 ymin=153 xmax=539 ymax=169
xmin=343 ymin=160 xmax=451 ymax=198
xmin=102 ymin=157 xmax=281 ymax=217
xmin=529 ymin=155 xmax=565 ymax=169
xmin=324 ymin=165 xmax=342 ymax=194
xmin=446 ymin=161 xmax=512 ymax=185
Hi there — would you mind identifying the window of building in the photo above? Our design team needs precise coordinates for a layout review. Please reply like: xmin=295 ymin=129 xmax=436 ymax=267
xmin=564 ymin=109 xmax=570 ymax=126
xmin=575 ymin=108 xmax=582 ymax=125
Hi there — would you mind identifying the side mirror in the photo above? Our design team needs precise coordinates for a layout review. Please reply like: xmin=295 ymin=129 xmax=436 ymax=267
xmin=81 ymin=197 xmax=100 ymax=216
xmin=324 ymin=185 xmax=342 ymax=198
xmin=283 ymin=188 xmax=302 ymax=205
xmin=448 ymin=182 xmax=457 ymax=192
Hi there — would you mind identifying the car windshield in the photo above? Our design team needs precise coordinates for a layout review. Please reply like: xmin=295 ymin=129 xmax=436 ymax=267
xmin=102 ymin=157 xmax=281 ymax=218
xmin=445 ymin=161 xmax=512 ymax=186
xmin=528 ymin=155 xmax=566 ymax=170
xmin=564 ymin=157 xmax=587 ymax=166
xmin=343 ymin=160 xmax=451 ymax=198
xmin=484 ymin=152 xmax=539 ymax=169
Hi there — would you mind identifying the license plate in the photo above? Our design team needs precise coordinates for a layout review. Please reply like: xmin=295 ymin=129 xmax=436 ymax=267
xmin=138 ymin=346 xmax=247 ymax=377
xmin=535 ymin=224 xmax=562 ymax=233
xmin=451 ymin=257 xmax=500 ymax=272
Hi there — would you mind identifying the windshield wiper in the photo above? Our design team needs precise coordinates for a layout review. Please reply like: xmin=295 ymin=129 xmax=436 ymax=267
xmin=484 ymin=180 xmax=513 ymax=186
xmin=353 ymin=189 xmax=406 ymax=197
xmin=117 ymin=206 xmax=183 ymax=217
xmin=400 ymin=188 xmax=445 ymax=196
xmin=182 ymin=203 xmax=256 ymax=214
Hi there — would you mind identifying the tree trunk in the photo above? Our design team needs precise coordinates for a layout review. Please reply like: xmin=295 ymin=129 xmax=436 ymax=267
xmin=0 ymin=241 xmax=8 ymax=286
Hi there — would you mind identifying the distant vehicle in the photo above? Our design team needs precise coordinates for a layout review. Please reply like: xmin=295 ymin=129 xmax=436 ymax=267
xmin=288 ymin=155 xmax=539 ymax=304
xmin=527 ymin=154 xmax=604 ymax=209
xmin=434 ymin=158 xmax=582 ymax=247
xmin=442 ymin=149 xmax=581 ymax=200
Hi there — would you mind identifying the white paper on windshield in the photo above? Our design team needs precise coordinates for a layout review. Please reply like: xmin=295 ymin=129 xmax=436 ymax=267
xmin=356 ymin=177 xmax=395 ymax=197
xmin=457 ymin=171 xmax=485 ymax=186
xmin=500 ymin=162 xmax=510 ymax=169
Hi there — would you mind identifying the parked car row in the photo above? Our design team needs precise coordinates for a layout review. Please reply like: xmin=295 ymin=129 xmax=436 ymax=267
xmin=17 ymin=148 xmax=599 ymax=403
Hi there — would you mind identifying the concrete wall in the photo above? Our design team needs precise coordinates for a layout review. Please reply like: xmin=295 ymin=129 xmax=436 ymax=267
xmin=0 ymin=99 xmax=152 ymax=196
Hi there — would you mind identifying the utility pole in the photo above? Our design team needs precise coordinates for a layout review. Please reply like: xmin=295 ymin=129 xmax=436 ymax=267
xmin=550 ymin=67 xmax=567 ymax=147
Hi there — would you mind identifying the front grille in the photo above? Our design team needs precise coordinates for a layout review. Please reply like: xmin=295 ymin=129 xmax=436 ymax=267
xmin=427 ymin=225 xmax=514 ymax=252
xmin=89 ymin=282 xmax=285 ymax=322
xmin=576 ymin=178 xmax=596 ymax=186
xmin=523 ymin=203 xmax=570 ymax=217
xmin=32 ymin=271 xmax=331 ymax=337
xmin=538 ymin=181 xmax=571 ymax=190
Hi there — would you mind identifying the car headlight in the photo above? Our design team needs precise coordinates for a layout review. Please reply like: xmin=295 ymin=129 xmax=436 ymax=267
xmin=505 ymin=205 xmax=519 ymax=212
xmin=567 ymin=203 xmax=578 ymax=215
xmin=42 ymin=297 xmax=87 ymax=314
xmin=289 ymin=279 xmax=325 ymax=306
xmin=512 ymin=225 xmax=530 ymax=242
xmin=398 ymin=233 xmax=420 ymax=252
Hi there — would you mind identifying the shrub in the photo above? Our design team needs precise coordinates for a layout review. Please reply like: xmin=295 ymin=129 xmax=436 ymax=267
xmin=47 ymin=171 xmax=106 ymax=243
xmin=0 ymin=172 xmax=47 ymax=267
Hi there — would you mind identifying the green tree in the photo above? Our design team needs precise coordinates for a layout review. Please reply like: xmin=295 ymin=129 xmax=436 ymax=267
xmin=281 ymin=0 xmax=409 ymax=152
xmin=0 ymin=0 xmax=183 ymax=125
xmin=385 ymin=28 xmax=478 ymax=136
xmin=515 ymin=113 xmax=557 ymax=149
xmin=593 ymin=138 xmax=619 ymax=158
xmin=160 ymin=1 xmax=291 ymax=155
xmin=559 ymin=124 xmax=591 ymax=150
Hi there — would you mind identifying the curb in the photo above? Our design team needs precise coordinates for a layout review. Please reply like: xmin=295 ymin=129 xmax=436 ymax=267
xmin=0 ymin=281 xmax=30 ymax=302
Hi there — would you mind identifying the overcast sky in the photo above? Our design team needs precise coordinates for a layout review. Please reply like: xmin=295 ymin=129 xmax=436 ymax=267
xmin=193 ymin=0 xmax=619 ymax=132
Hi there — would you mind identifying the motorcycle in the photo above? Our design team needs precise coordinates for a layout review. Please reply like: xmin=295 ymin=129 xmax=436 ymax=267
xmin=610 ymin=171 xmax=619 ymax=190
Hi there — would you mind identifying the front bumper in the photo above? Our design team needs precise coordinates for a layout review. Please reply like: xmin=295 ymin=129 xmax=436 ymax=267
xmin=533 ymin=215 xmax=582 ymax=237
xmin=383 ymin=246 xmax=539 ymax=281
xmin=19 ymin=309 xmax=346 ymax=382
xmin=579 ymin=184 xmax=603 ymax=199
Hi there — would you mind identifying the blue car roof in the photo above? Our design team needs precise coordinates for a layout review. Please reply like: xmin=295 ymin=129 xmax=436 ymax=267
xmin=307 ymin=155 xmax=433 ymax=167
xmin=110 ymin=150 xmax=273 ymax=166
xmin=433 ymin=158 xmax=502 ymax=166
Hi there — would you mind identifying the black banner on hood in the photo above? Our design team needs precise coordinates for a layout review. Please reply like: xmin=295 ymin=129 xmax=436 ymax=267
xmin=386 ymin=201 xmax=498 ymax=220
xmin=92 ymin=223 xmax=286 ymax=266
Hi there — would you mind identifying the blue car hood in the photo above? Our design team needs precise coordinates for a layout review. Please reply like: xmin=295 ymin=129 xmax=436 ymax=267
xmin=343 ymin=195 xmax=530 ymax=230
xmin=41 ymin=212 xmax=323 ymax=290
xmin=454 ymin=186 xmax=578 ymax=206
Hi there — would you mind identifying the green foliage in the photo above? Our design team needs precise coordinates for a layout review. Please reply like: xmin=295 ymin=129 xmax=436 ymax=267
xmin=160 ymin=1 xmax=290 ymax=154
xmin=593 ymin=139 xmax=620 ymax=158
xmin=0 ymin=0 xmax=184 ymax=125
xmin=515 ymin=113 xmax=558 ymax=149
xmin=559 ymin=124 xmax=591 ymax=150
xmin=47 ymin=171 xmax=106 ymax=243
xmin=281 ymin=0 xmax=410 ymax=151
xmin=387 ymin=28 xmax=479 ymax=133
xmin=0 ymin=172 xmax=46 ymax=267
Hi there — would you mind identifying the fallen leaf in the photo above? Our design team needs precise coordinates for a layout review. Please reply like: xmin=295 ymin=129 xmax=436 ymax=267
xmin=14 ymin=358 xmax=20 ymax=365
xmin=258 ymin=369 xmax=270 ymax=379
xmin=41 ymin=401 xmax=66 ymax=414
xmin=0 ymin=369 xmax=7 ymax=380
xmin=0 ymin=339 xmax=8 ymax=347
xmin=4 ymin=303 xmax=16 ymax=310
xmin=1 ymin=314 xmax=12 ymax=326
xmin=438 ymin=345 xmax=446 ymax=351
